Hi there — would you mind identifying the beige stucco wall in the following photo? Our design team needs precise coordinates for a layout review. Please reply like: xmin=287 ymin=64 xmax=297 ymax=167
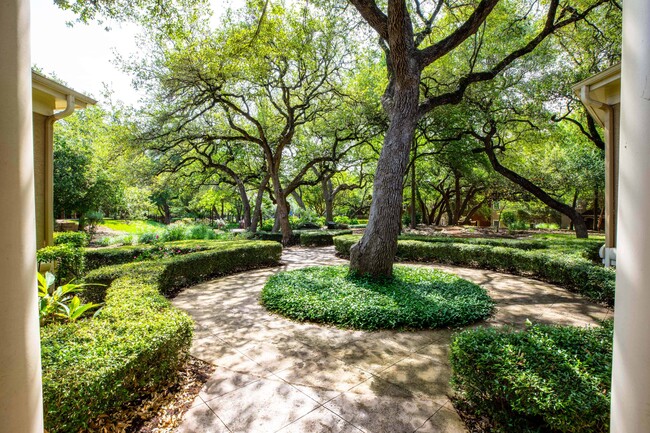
xmin=33 ymin=112 xmax=46 ymax=248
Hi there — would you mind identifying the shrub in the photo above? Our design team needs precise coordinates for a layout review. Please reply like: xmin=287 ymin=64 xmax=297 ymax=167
xmin=43 ymin=240 xmax=282 ymax=432
xmin=260 ymin=219 xmax=274 ymax=231
xmin=53 ymin=231 xmax=89 ymax=248
xmin=450 ymin=321 xmax=613 ymax=432
xmin=84 ymin=241 xmax=282 ymax=301
xmin=398 ymin=234 xmax=547 ymax=250
xmin=38 ymin=272 xmax=101 ymax=326
xmin=333 ymin=215 xmax=351 ymax=225
xmin=84 ymin=240 xmax=223 ymax=271
xmin=138 ymin=231 xmax=161 ymax=244
xmin=261 ymin=265 xmax=493 ymax=330
xmin=161 ymin=223 xmax=187 ymax=242
xmin=37 ymin=244 xmax=85 ymax=284
xmin=187 ymin=223 xmax=217 ymax=240
xmin=334 ymin=236 xmax=615 ymax=305
xmin=299 ymin=230 xmax=352 ymax=247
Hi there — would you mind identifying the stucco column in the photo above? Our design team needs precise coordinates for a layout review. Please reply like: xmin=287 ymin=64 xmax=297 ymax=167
xmin=0 ymin=1 xmax=44 ymax=432
xmin=610 ymin=1 xmax=650 ymax=431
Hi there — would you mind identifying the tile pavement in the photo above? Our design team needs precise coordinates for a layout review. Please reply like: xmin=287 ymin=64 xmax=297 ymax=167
xmin=172 ymin=246 xmax=612 ymax=433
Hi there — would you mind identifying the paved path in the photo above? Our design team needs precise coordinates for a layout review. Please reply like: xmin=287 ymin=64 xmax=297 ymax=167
xmin=172 ymin=247 xmax=612 ymax=433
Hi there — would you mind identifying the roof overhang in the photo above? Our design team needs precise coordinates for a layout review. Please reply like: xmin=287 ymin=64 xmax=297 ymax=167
xmin=572 ymin=64 xmax=621 ymax=127
xmin=32 ymin=71 xmax=97 ymax=116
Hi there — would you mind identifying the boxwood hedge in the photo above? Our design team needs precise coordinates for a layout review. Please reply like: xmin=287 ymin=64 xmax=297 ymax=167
xmin=334 ymin=236 xmax=615 ymax=305
xmin=84 ymin=240 xmax=223 ymax=271
xmin=450 ymin=321 xmax=613 ymax=432
xmin=251 ymin=229 xmax=352 ymax=246
xmin=42 ymin=240 xmax=281 ymax=432
xmin=299 ymin=230 xmax=352 ymax=247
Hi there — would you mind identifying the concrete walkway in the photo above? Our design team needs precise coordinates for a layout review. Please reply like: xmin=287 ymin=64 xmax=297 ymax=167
xmin=172 ymin=247 xmax=612 ymax=433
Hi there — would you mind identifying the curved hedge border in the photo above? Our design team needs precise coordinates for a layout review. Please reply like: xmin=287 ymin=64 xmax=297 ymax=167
xmin=334 ymin=236 xmax=615 ymax=306
xmin=261 ymin=265 xmax=494 ymax=330
xmin=84 ymin=240 xmax=223 ymax=271
xmin=450 ymin=321 xmax=613 ymax=432
xmin=42 ymin=240 xmax=282 ymax=432
xmin=398 ymin=234 xmax=548 ymax=251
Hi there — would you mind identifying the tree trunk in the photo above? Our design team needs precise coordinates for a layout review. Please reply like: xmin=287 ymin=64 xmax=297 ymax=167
xmin=484 ymin=145 xmax=588 ymax=238
xmin=349 ymin=77 xmax=420 ymax=277
xmin=593 ymin=187 xmax=599 ymax=231
xmin=271 ymin=172 xmax=292 ymax=245
xmin=291 ymin=190 xmax=306 ymax=211
xmin=323 ymin=178 xmax=334 ymax=222
xmin=570 ymin=190 xmax=578 ymax=231
xmin=409 ymin=147 xmax=417 ymax=230
xmin=250 ymin=172 xmax=270 ymax=233
xmin=235 ymin=178 xmax=251 ymax=229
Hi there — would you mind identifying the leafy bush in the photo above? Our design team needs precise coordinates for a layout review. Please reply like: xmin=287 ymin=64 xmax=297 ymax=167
xmin=260 ymin=219 xmax=274 ymax=231
xmin=450 ymin=321 xmax=613 ymax=432
xmin=138 ymin=231 xmax=161 ymax=244
xmin=535 ymin=222 xmax=560 ymax=230
xmin=500 ymin=211 xmax=517 ymax=227
xmin=38 ymin=272 xmax=101 ymax=326
xmin=334 ymin=236 xmax=615 ymax=305
xmin=299 ymin=230 xmax=352 ymax=247
xmin=508 ymin=220 xmax=529 ymax=230
xmin=37 ymin=244 xmax=85 ymax=284
xmin=53 ymin=231 xmax=88 ymax=248
xmin=161 ymin=223 xmax=187 ymax=242
xmin=261 ymin=265 xmax=494 ymax=330
xmin=43 ymin=240 xmax=282 ymax=432
xmin=187 ymin=223 xmax=217 ymax=240
xmin=333 ymin=215 xmax=351 ymax=225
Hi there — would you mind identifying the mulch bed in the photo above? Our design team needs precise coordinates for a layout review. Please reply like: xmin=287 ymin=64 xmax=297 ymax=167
xmin=87 ymin=356 xmax=215 ymax=433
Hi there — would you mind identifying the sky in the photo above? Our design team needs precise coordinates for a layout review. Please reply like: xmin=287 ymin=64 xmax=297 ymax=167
xmin=30 ymin=0 xmax=245 ymax=107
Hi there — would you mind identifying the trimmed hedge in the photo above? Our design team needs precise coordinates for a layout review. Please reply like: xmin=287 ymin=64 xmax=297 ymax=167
xmin=42 ymin=240 xmax=281 ymax=432
xmin=261 ymin=265 xmax=494 ymax=330
xmin=84 ymin=240 xmax=221 ymax=271
xmin=251 ymin=229 xmax=352 ymax=246
xmin=398 ymin=234 xmax=548 ymax=251
xmin=299 ymin=230 xmax=353 ymax=247
xmin=83 ymin=241 xmax=282 ymax=302
xmin=53 ymin=231 xmax=89 ymax=248
xmin=450 ymin=321 xmax=613 ymax=432
xmin=334 ymin=236 xmax=615 ymax=305
xmin=37 ymin=244 xmax=85 ymax=283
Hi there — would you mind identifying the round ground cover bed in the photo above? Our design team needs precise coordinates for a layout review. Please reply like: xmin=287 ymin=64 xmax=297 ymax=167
xmin=261 ymin=265 xmax=494 ymax=330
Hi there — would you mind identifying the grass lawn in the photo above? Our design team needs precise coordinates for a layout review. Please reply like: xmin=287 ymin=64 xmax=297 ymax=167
xmin=100 ymin=219 xmax=165 ymax=234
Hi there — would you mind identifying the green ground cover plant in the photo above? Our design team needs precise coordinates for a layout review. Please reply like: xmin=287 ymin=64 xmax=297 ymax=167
xmin=42 ymin=240 xmax=281 ymax=432
xmin=450 ymin=321 xmax=613 ymax=433
xmin=261 ymin=265 xmax=494 ymax=330
xmin=53 ymin=231 xmax=89 ymax=248
xmin=334 ymin=236 xmax=615 ymax=305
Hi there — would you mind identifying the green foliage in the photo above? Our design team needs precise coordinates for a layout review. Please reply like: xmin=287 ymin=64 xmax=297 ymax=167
xmin=333 ymin=215 xmax=351 ymax=225
xmin=42 ymin=240 xmax=281 ymax=432
xmin=84 ymin=240 xmax=220 ymax=271
xmin=299 ymin=230 xmax=352 ymax=247
xmin=53 ymin=231 xmax=89 ymax=248
xmin=334 ymin=236 xmax=615 ymax=305
xmin=261 ymin=265 xmax=493 ymax=330
xmin=37 ymin=244 xmax=85 ymax=284
xmin=450 ymin=321 xmax=613 ymax=432
xmin=260 ymin=219 xmax=274 ymax=232
xmin=84 ymin=241 xmax=283 ymax=301
xmin=38 ymin=272 xmax=101 ymax=326
xmin=41 ymin=278 xmax=192 ymax=433
xmin=398 ymin=234 xmax=547 ymax=250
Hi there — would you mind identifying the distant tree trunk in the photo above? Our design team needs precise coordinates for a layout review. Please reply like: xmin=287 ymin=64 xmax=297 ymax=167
xmin=593 ymin=187 xmax=599 ymax=231
xmin=570 ymin=190 xmax=578 ymax=231
xmin=410 ymin=147 xmax=417 ymax=229
xmin=483 ymin=138 xmax=588 ymax=238
xmin=234 ymin=178 xmax=251 ymax=229
xmin=322 ymin=177 xmax=334 ymax=222
xmin=350 ymin=74 xmax=421 ymax=277
xmin=291 ymin=190 xmax=306 ymax=211
xmin=250 ymin=172 xmax=270 ymax=233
